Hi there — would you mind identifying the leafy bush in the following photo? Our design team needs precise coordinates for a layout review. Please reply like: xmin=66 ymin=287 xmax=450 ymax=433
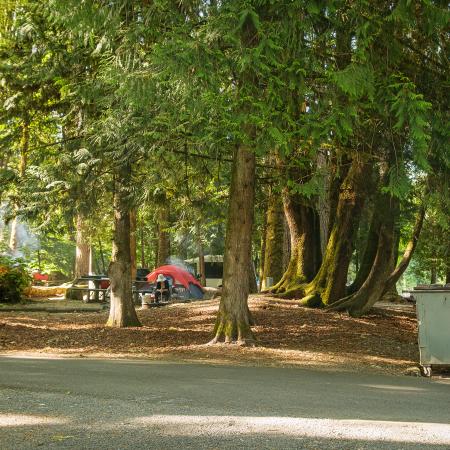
xmin=0 ymin=255 xmax=31 ymax=303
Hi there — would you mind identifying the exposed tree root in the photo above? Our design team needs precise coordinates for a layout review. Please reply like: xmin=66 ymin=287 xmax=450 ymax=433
xmin=208 ymin=315 xmax=256 ymax=346
xmin=297 ymin=293 xmax=324 ymax=308
xmin=325 ymin=295 xmax=355 ymax=313
xmin=272 ymin=286 xmax=306 ymax=299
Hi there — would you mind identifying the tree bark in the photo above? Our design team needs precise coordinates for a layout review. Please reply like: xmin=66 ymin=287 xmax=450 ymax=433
xmin=74 ymin=214 xmax=90 ymax=278
xmin=249 ymin=257 xmax=258 ymax=294
xmin=381 ymin=228 xmax=401 ymax=302
xmin=106 ymin=164 xmax=141 ymax=328
xmin=316 ymin=148 xmax=332 ymax=256
xmin=261 ymin=188 xmax=285 ymax=290
xmin=299 ymin=157 xmax=369 ymax=306
xmin=210 ymin=144 xmax=256 ymax=344
xmin=282 ymin=216 xmax=290 ymax=272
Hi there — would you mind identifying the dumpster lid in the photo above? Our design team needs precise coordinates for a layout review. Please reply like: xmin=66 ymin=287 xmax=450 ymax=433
xmin=412 ymin=284 xmax=450 ymax=293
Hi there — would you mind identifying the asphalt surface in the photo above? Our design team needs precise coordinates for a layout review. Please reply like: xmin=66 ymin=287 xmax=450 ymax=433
xmin=0 ymin=357 xmax=449 ymax=449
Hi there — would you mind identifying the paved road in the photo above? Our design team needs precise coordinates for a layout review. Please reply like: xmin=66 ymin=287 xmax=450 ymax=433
xmin=1 ymin=357 xmax=449 ymax=449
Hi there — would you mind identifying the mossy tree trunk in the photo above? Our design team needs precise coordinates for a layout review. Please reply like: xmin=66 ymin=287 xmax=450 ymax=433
xmin=107 ymin=163 xmax=141 ymax=328
xmin=261 ymin=188 xmax=285 ymax=290
xmin=327 ymin=196 xmax=399 ymax=315
xmin=269 ymin=186 xmax=321 ymax=297
xmin=299 ymin=158 xmax=369 ymax=307
xmin=329 ymin=204 xmax=425 ymax=316
xmin=210 ymin=144 xmax=256 ymax=344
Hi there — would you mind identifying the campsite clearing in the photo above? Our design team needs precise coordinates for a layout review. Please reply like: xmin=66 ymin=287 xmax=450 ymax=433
xmin=0 ymin=296 xmax=419 ymax=376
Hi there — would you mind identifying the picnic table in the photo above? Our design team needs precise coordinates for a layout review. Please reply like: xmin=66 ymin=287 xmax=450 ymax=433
xmin=68 ymin=278 xmax=155 ymax=304
xmin=67 ymin=277 xmax=188 ymax=305
xmin=69 ymin=277 xmax=110 ymax=303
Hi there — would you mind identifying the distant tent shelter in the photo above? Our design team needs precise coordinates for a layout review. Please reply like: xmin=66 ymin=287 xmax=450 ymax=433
xmin=185 ymin=255 xmax=223 ymax=288
xmin=146 ymin=265 xmax=204 ymax=299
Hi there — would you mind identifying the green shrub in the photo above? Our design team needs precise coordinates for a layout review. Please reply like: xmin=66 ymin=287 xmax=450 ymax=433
xmin=0 ymin=256 xmax=31 ymax=303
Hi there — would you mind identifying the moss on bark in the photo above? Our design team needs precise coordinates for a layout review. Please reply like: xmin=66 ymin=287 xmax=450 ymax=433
xmin=297 ymin=157 xmax=370 ymax=307
xmin=261 ymin=188 xmax=285 ymax=290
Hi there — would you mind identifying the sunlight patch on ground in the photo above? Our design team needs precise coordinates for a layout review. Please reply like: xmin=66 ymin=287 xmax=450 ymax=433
xmin=129 ymin=415 xmax=450 ymax=444
xmin=0 ymin=414 xmax=68 ymax=427
xmin=361 ymin=384 xmax=426 ymax=392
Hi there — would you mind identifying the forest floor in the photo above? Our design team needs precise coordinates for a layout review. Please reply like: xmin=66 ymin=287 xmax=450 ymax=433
xmin=0 ymin=296 xmax=419 ymax=376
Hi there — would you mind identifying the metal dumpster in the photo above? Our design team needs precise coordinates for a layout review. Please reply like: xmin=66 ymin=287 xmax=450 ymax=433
xmin=413 ymin=286 xmax=450 ymax=376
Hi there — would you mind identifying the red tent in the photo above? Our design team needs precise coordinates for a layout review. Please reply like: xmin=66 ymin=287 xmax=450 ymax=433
xmin=146 ymin=265 xmax=203 ymax=292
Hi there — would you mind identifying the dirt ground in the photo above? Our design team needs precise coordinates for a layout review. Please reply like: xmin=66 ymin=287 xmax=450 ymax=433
xmin=0 ymin=296 xmax=419 ymax=376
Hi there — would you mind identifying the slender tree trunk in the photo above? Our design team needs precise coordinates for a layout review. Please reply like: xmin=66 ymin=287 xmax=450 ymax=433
xmin=299 ymin=157 xmax=369 ymax=307
xmin=140 ymin=220 xmax=145 ymax=268
xmin=9 ymin=118 xmax=29 ymax=253
xmin=383 ymin=206 xmax=425 ymax=287
xmin=98 ymin=238 xmax=106 ymax=273
xmin=107 ymin=164 xmax=141 ymax=327
xmin=196 ymin=222 xmax=206 ymax=286
xmin=89 ymin=246 xmax=94 ymax=274
xmin=261 ymin=188 xmax=285 ymax=290
xmin=249 ymin=257 xmax=258 ymax=294
xmin=156 ymin=205 xmax=170 ymax=267
xmin=37 ymin=249 xmax=42 ymax=272
xmin=430 ymin=264 xmax=437 ymax=284
xmin=75 ymin=214 xmax=90 ymax=278
xmin=348 ymin=197 xmax=381 ymax=295
xmin=8 ymin=218 xmax=19 ymax=253
xmin=153 ymin=224 xmax=159 ymax=269
xmin=210 ymin=144 xmax=256 ymax=344
xmin=258 ymin=200 xmax=267 ymax=291
xmin=130 ymin=209 xmax=137 ymax=279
